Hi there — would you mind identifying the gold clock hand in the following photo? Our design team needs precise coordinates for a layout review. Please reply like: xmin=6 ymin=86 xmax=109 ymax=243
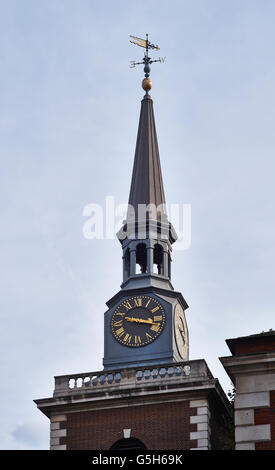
xmin=140 ymin=318 xmax=157 ymax=325
xmin=125 ymin=317 xmax=159 ymax=325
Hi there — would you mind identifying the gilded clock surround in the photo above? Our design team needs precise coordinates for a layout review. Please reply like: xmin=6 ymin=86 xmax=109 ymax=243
xmin=111 ymin=295 xmax=166 ymax=347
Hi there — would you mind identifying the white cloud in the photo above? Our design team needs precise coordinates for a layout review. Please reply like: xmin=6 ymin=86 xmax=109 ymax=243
xmin=8 ymin=419 xmax=49 ymax=450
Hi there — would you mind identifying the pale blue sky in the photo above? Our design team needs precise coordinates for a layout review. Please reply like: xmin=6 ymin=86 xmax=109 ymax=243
xmin=1 ymin=0 xmax=275 ymax=449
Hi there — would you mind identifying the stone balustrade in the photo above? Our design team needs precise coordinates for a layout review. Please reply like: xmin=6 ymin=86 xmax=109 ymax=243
xmin=53 ymin=360 xmax=211 ymax=397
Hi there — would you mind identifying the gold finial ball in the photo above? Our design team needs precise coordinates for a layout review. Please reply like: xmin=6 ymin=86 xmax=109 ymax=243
xmin=142 ymin=78 xmax=152 ymax=92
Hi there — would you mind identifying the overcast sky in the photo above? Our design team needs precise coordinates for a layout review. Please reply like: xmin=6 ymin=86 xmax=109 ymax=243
xmin=1 ymin=0 xmax=275 ymax=449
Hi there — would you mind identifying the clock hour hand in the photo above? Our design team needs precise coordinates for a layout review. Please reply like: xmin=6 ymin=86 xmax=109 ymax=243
xmin=125 ymin=316 xmax=159 ymax=325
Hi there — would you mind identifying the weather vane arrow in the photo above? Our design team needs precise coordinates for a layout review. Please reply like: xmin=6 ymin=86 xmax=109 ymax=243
xmin=129 ymin=34 xmax=165 ymax=93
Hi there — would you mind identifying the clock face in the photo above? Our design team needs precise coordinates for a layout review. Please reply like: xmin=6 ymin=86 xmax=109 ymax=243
xmin=174 ymin=303 xmax=188 ymax=359
xmin=111 ymin=295 xmax=166 ymax=347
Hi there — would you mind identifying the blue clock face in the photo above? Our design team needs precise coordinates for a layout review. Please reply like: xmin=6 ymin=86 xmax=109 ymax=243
xmin=111 ymin=295 xmax=166 ymax=347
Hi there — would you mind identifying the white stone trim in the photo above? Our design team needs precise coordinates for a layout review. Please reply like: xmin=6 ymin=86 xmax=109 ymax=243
xmin=236 ymin=373 xmax=275 ymax=393
xmin=198 ymin=438 xmax=209 ymax=448
xmin=50 ymin=422 xmax=60 ymax=431
xmin=51 ymin=445 xmax=67 ymax=450
xmin=51 ymin=414 xmax=67 ymax=422
xmin=197 ymin=422 xmax=208 ymax=431
xmin=234 ymin=392 xmax=272 ymax=449
xmin=123 ymin=429 xmax=131 ymax=438
xmin=235 ymin=391 xmax=270 ymax=409
xmin=51 ymin=429 xmax=67 ymax=438
xmin=235 ymin=443 xmax=255 ymax=450
xmin=197 ymin=406 xmax=209 ymax=416
xmin=190 ymin=399 xmax=208 ymax=408
xmin=50 ymin=415 xmax=67 ymax=450
xmin=190 ymin=447 xmax=208 ymax=450
xmin=189 ymin=400 xmax=211 ymax=450
xmin=50 ymin=437 xmax=59 ymax=446
xmin=235 ymin=409 xmax=254 ymax=426
xmin=190 ymin=431 xmax=209 ymax=440
xmin=190 ymin=414 xmax=209 ymax=424
xmin=236 ymin=424 xmax=271 ymax=443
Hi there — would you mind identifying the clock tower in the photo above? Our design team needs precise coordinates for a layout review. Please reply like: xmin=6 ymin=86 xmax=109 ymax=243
xmin=34 ymin=36 xmax=233 ymax=451
xmin=103 ymin=87 xmax=189 ymax=371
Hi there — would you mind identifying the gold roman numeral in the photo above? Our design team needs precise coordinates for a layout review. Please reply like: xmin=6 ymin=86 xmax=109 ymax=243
xmin=133 ymin=297 xmax=142 ymax=307
xmin=113 ymin=320 xmax=123 ymax=327
xmin=150 ymin=324 xmax=160 ymax=332
xmin=115 ymin=327 xmax=125 ymax=337
xmin=135 ymin=335 xmax=142 ymax=344
xmin=123 ymin=333 xmax=132 ymax=344
xmin=145 ymin=298 xmax=151 ymax=308
xmin=154 ymin=315 xmax=162 ymax=322
xmin=151 ymin=306 xmax=159 ymax=313
xmin=123 ymin=301 xmax=132 ymax=311
xmin=145 ymin=332 xmax=152 ymax=340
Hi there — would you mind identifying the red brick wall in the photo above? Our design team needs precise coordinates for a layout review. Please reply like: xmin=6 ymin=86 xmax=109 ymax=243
xmin=233 ymin=337 xmax=275 ymax=355
xmin=60 ymin=401 xmax=197 ymax=450
xmin=255 ymin=390 xmax=275 ymax=450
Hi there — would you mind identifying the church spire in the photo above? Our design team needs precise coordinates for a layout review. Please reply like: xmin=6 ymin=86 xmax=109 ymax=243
xmin=128 ymin=92 xmax=167 ymax=220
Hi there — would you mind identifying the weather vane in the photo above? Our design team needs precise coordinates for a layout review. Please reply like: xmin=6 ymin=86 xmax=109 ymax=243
xmin=129 ymin=34 xmax=165 ymax=93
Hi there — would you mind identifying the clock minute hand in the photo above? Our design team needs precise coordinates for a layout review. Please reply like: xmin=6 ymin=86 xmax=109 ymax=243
xmin=125 ymin=316 xmax=159 ymax=325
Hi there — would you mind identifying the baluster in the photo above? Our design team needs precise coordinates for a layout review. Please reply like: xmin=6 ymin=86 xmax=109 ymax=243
xmin=92 ymin=375 xmax=98 ymax=386
xmin=84 ymin=376 xmax=90 ymax=388
xmin=144 ymin=369 xmax=151 ymax=380
xmin=99 ymin=374 xmax=105 ymax=385
xmin=107 ymin=373 xmax=113 ymax=384
xmin=183 ymin=365 xmax=191 ymax=376
xmin=115 ymin=372 xmax=121 ymax=383
xmin=77 ymin=377 xmax=83 ymax=388
xmin=68 ymin=378 xmax=74 ymax=389
xmin=168 ymin=366 xmax=174 ymax=377
xmin=136 ymin=370 xmax=143 ymax=381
